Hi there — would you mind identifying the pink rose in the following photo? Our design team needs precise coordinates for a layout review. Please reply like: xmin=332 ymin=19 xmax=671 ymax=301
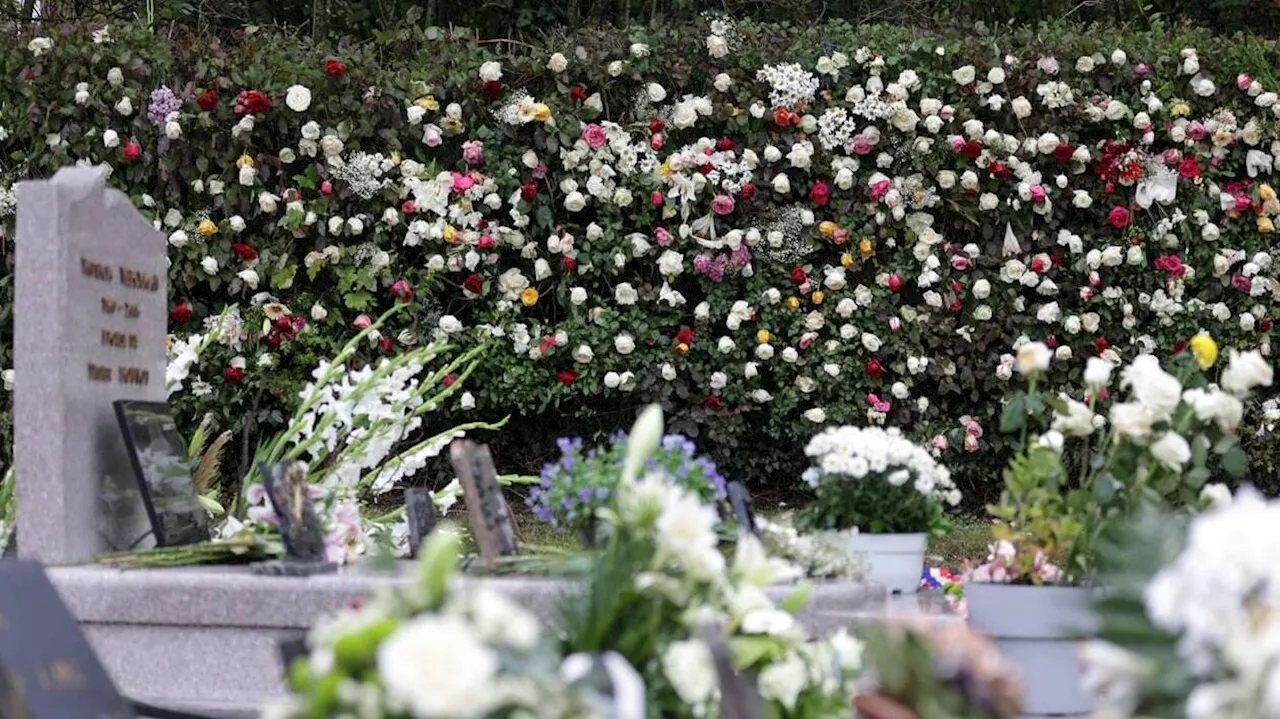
xmin=870 ymin=179 xmax=892 ymax=202
xmin=710 ymin=194 xmax=736 ymax=216
xmin=1238 ymin=73 xmax=1254 ymax=91
xmin=1029 ymin=185 xmax=1047 ymax=204
xmin=850 ymin=134 xmax=873 ymax=155
xmin=1134 ymin=63 xmax=1151 ymax=75
xmin=650 ymin=133 xmax=664 ymax=151
xmin=650 ymin=190 xmax=665 ymax=206
xmin=353 ymin=314 xmax=372 ymax=329
xmin=451 ymin=172 xmax=476 ymax=193
xmin=1187 ymin=121 xmax=1207 ymax=140
xmin=1107 ymin=206 xmax=1130 ymax=229
xmin=655 ymin=227 xmax=673 ymax=247
xmin=964 ymin=433 xmax=979 ymax=452
xmin=581 ymin=123 xmax=607 ymax=149
xmin=950 ymin=254 xmax=971 ymax=271
xmin=461 ymin=140 xmax=485 ymax=165
xmin=950 ymin=136 xmax=967 ymax=152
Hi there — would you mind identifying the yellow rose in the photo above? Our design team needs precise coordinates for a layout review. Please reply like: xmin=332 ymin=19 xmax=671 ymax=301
xmin=520 ymin=288 xmax=540 ymax=307
xmin=756 ymin=330 xmax=771 ymax=344
xmin=675 ymin=342 xmax=689 ymax=355
xmin=786 ymin=296 xmax=801 ymax=310
xmin=840 ymin=253 xmax=855 ymax=268
xmin=1261 ymin=184 xmax=1277 ymax=202
xmin=859 ymin=238 xmax=875 ymax=258
xmin=1170 ymin=102 xmax=1191 ymax=117
xmin=532 ymin=103 xmax=552 ymax=122
xmin=818 ymin=221 xmax=839 ymax=239
xmin=236 ymin=154 xmax=255 ymax=169
xmin=811 ymin=291 xmax=825 ymax=305
xmin=415 ymin=95 xmax=440 ymax=111
xmin=1260 ymin=216 xmax=1276 ymax=234
xmin=443 ymin=225 xmax=458 ymax=243
xmin=658 ymin=162 xmax=672 ymax=177
xmin=1189 ymin=333 xmax=1218 ymax=370
xmin=197 ymin=219 xmax=218 ymax=237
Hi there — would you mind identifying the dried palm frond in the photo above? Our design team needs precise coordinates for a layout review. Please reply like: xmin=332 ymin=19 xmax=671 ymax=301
xmin=193 ymin=430 xmax=232 ymax=496
xmin=186 ymin=413 xmax=216 ymax=464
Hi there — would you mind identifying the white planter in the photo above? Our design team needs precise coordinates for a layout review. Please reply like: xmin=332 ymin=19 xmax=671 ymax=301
xmin=966 ymin=583 xmax=1097 ymax=716
xmin=848 ymin=532 xmax=926 ymax=594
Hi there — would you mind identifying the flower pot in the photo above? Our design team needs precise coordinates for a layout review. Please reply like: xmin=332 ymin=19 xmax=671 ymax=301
xmin=848 ymin=532 xmax=926 ymax=594
xmin=965 ymin=583 xmax=1097 ymax=716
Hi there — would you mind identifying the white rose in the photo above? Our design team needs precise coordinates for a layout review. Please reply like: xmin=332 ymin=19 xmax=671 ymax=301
xmin=615 ymin=283 xmax=638 ymax=305
xmin=758 ymin=655 xmax=808 ymax=711
xmin=803 ymin=408 xmax=827 ymax=423
xmin=614 ymin=335 xmax=636 ymax=355
xmin=236 ymin=269 xmax=259 ymax=290
xmin=662 ymin=640 xmax=717 ymax=705
xmin=861 ymin=333 xmax=882 ymax=352
xmin=438 ymin=315 xmax=463 ymax=334
xmin=1221 ymin=350 xmax=1274 ymax=396
xmin=1150 ymin=432 xmax=1191 ymax=470
xmin=1011 ymin=96 xmax=1032 ymax=118
xmin=107 ymin=67 xmax=124 ymax=86
xmin=772 ymin=173 xmax=791 ymax=194
xmin=27 ymin=37 xmax=52 ymax=56
xmin=479 ymin=61 xmax=503 ymax=82
xmin=1015 ymin=342 xmax=1052 ymax=374
xmin=564 ymin=191 xmax=586 ymax=212
xmin=238 ymin=165 xmax=256 ymax=187
xmin=547 ymin=52 xmax=568 ymax=72
xmin=952 ymin=65 xmax=976 ymax=85
xmin=200 ymin=256 xmax=219 ymax=275
xmin=1123 ymin=355 xmax=1183 ymax=418
xmin=706 ymin=35 xmax=728 ymax=58
xmin=310 ymin=303 xmax=327 ymax=321
xmin=102 ymin=129 xmax=120 ymax=148
xmin=671 ymin=102 xmax=698 ymax=129
xmin=572 ymin=345 xmax=594 ymax=364
xmin=646 ymin=83 xmax=667 ymax=103
xmin=988 ymin=67 xmax=1006 ymax=84
xmin=630 ymin=43 xmax=651 ymax=58
xmin=378 ymin=615 xmax=500 ymax=718
xmin=607 ymin=60 xmax=623 ymax=77
xmin=661 ymin=363 xmax=677 ymax=381
xmin=115 ymin=96 xmax=133 ymax=115
xmin=284 ymin=85 xmax=311 ymax=112
xmin=229 ymin=215 xmax=246 ymax=232
xmin=713 ymin=73 xmax=733 ymax=92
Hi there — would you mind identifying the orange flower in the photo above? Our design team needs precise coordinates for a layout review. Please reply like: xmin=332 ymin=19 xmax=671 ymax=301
xmin=772 ymin=107 xmax=792 ymax=127
xmin=520 ymin=288 xmax=539 ymax=306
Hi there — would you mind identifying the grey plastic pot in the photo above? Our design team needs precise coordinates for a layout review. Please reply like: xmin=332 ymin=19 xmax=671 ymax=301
xmin=848 ymin=532 xmax=926 ymax=594
xmin=966 ymin=583 xmax=1097 ymax=716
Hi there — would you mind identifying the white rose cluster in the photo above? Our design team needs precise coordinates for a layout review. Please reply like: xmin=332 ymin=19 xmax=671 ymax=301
xmin=801 ymin=425 xmax=961 ymax=506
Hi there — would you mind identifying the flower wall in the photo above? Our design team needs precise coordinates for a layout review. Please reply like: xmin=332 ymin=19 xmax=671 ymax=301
xmin=3 ymin=19 xmax=1280 ymax=498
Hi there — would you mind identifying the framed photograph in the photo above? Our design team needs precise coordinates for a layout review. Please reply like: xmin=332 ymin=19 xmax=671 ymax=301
xmin=112 ymin=401 xmax=210 ymax=548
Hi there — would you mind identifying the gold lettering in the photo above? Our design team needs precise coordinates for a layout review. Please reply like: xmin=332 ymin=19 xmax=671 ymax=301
xmin=80 ymin=258 xmax=112 ymax=282
xmin=88 ymin=364 xmax=112 ymax=382
xmin=116 ymin=367 xmax=149 ymax=386
xmin=101 ymin=298 xmax=118 ymax=315
xmin=118 ymin=267 xmax=159 ymax=292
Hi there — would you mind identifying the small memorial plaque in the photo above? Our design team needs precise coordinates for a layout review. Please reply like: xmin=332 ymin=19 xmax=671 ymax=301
xmin=113 ymin=401 xmax=210 ymax=548
xmin=404 ymin=488 xmax=438 ymax=559
xmin=0 ymin=560 xmax=135 ymax=719
xmin=450 ymin=441 xmax=517 ymax=571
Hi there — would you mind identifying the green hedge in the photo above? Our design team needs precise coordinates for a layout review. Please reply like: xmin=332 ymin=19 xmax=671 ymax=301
xmin=4 ymin=17 xmax=1280 ymax=504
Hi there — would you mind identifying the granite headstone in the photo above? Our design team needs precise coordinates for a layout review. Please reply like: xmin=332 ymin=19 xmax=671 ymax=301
xmin=403 ymin=488 xmax=437 ymax=559
xmin=15 ymin=167 xmax=167 ymax=563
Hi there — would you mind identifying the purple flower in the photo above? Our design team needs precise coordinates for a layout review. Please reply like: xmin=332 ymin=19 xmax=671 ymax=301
xmin=148 ymin=86 xmax=181 ymax=126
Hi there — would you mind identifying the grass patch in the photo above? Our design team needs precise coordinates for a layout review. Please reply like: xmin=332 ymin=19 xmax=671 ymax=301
xmin=929 ymin=515 xmax=991 ymax=569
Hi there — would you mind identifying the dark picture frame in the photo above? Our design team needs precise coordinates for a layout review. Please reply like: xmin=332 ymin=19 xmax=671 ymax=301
xmin=111 ymin=400 xmax=210 ymax=548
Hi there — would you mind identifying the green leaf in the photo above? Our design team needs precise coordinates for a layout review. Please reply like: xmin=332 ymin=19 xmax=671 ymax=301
xmin=999 ymin=395 xmax=1026 ymax=433
xmin=780 ymin=581 xmax=812 ymax=614
xmin=272 ymin=264 xmax=297 ymax=290
xmin=344 ymin=291 xmax=372 ymax=310
xmin=1222 ymin=446 xmax=1249 ymax=478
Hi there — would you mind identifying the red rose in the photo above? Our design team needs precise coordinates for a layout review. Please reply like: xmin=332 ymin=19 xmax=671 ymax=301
xmin=223 ymin=366 xmax=244 ymax=383
xmin=230 ymin=243 xmax=257 ymax=262
xmin=570 ymin=85 xmax=588 ymax=102
xmin=866 ymin=360 xmax=883 ymax=380
xmin=325 ymin=59 xmax=347 ymax=78
xmin=556 ymin=370 xmax=578 ymax=385
xmin=738 ymin=183 xmax=757 ymax=201
xmin=462 ymin=274 xmax=485 ymax=295
xmin=1052 ymin=144 xmax=1075 ymax=162
xmin=481 ymin=80 xmax=503 ymax=98
xmin=1030 ymin=256 xmax=1048 ymax=273
xmin=716 ymin=137 xmax=735 ymax=152
xmin=1263 ymin=318 xmax=1275 ymax=333
xmin=274 ymin=316 xmax=292 ymax=331
xmin=122 ymin=141 xmax=142 ymax=160
xmin=234 ymin=89 xmax=270 ymax=115
xmin=809 ymin=180 xmax=831 ymax=207
xmin=1107 ymin=206 xmax=1130 ymax=229
xmin=675 ymin=327 xmax=695 ymax=347
xmin=562 ymin=256 xmax=578 ymax=272
xmin=702 ymin=396 xmax=725 ymax=411
xmin=988 ymin=161 xmax=1009 ymax=179
xmin=265 ymin=331 xmax=282 ymax=348
xmin=520 ymin=181 xmax=538 ymax=203
xmin=1178 ymin=157 xmax=1201 ymax=179
xmin=402 ymin=200 xmax=416 ymax=214
xmin=1232 ymin=273 xmax=1253 ymax=293
xmin=477 ymin=235 xmax=495 ymax=251
xmin=949 ymin=300 xmax=964 ymax=314
xmin=196 ymin=89 xmax=219 ymax=112
xmin=1172 ymin=339 xmax=1188 ymax=355
xmin=887 ymin=274 xmax=904 ymax=293
xmin=379 ymin=336 xmax=393 ymax=352
xmin=442 ymin=374 xmax=457 ymax=387
xmin=1045 ymin=336 xmax=1058 ymax=349
xmin=649 ymin=117 xmax=665 ymax=134
xmin=960 ymin=140 xmax=982 ymax=160
xmin=789 ymin=267 xmax=808 ymax=286
xmin=1094 ymin=337 xmax=1110 ymax=354
xmin=170 ymin=303 xmax=193 ymax=323
xmin=390 ymin=279 xmax=415 ymax=303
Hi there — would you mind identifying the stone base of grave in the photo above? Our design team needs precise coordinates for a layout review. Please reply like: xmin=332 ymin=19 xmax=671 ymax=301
xmin=50 ymin=562 xmax=955 ymax=718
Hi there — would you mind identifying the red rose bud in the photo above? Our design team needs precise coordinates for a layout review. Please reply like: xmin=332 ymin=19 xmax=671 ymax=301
xmin=556 ymin=370 xmax=577 ymax=385
xmin=390 ymin=279 xmax=415 ymax=303
xmin=866 ymin=360 xmax=883 ymax=380
xmin=123 ymin=141 xmax=142 ymax=160
xmin=230 ymin=243 xmax=257 ymax=262
xmin=196 ymin=89 xmax=219 ymax=112
xmin=401 ymin=200 xmax=416 ymax=214
xmin=650 ymin=190 xmax=665 ymax=206
xmin=1108 ymin=206 xmax=1130 ymax=229
xmin=477 ymin=235 xmax=495 ymax=251
xmin=1045 ymin=336 xmax=1058 ymax=349
xmin=570 ymin=85 xmax=588 ymax=102
xmin=379 ymin=336 xmax=393 ymax=352
xmin=320 ymin=180 xmax=333 ymax=195
xmin=562 ymin=256 xmax=578 ymax=272
xmin=482 ymin=80 xmax=503 ymax=98
xmin=949 ymin=300 xmax=964 ymax=314
xmin=789 ymin=267 xmax=808 ymax=286
xmin=462 ymin=274 xmax=485 ymax=295
xmin=716 ymin=137 xmax=735 ymax=151
xmin=702 ymin=396 xmax=725 ymax=411
xmin=809 ymin=180 xmax=831 ymax=207
xmin=738 ymin=183 xmax=757 ymax=201
xmin=1172 ymin=339 xmax=1188 ymax=355
xmin=223 ymin=366 xmax=244 ymax=383
xmin=1262 ymin=318 xmax=1275 ymax=332
xmin=170 ymin=303 xmax=193 ymax=323
xmin=442 ymin=374 xmax=457 ymax=387
xmin=960 ymin=140 xmax=982 ymax=160
xmin=325 ymin=59 xmax=347 ymax=78
xmin=887 ymin=274 xmax=904 ymax=292
xmin=520 ymin=181 xmax=538 ymax=203
xmin=649 ymin=117 xmax=665 ymax=134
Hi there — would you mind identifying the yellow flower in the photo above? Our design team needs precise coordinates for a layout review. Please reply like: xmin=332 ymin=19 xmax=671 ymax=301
xmin=1170 ymin=102 xmax=1191 ymax=117
xmin=1189 ymin=333 xmax=1218 ymax=370
xmin=443 ymin=225 xmax=457 ymax=243
xmin=389 ymin=152 xmax=401 ymax=166
xmin=520 ymin=288 xmax=540 ymax=307
xmin=859 ymin=238 xmax=875 ymax=258
xmin=197 ymin=219 xmax=218 ymax=237
xmin=811 ymin=291 xmax=825 ymax=305
xmin=818 ymin=221 xmax=839 ymax=239
xmin=414 ymin=95 xmax=440 ymax=111
xmin=532 ymin=103 xmax=552 ymax=122
xmin=658 ymin=162 xmax=672 ymax=177
xmin=786 ymin=296 xmax=801 ymax=310
xmin=1261 ymin=184 xmax=1277 ymax=202
xmin=236 ymin=154 xmax=255 ymax=169
xmin=675 ymin=342 xmax=689 ymax=354
xmin=756 ymin=330 xmax=771 ymax=344
xmin=1260 ymin=216 xmax=1276 ymax=234
xmin=840 ymin=253 xmax=854 ymax=268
